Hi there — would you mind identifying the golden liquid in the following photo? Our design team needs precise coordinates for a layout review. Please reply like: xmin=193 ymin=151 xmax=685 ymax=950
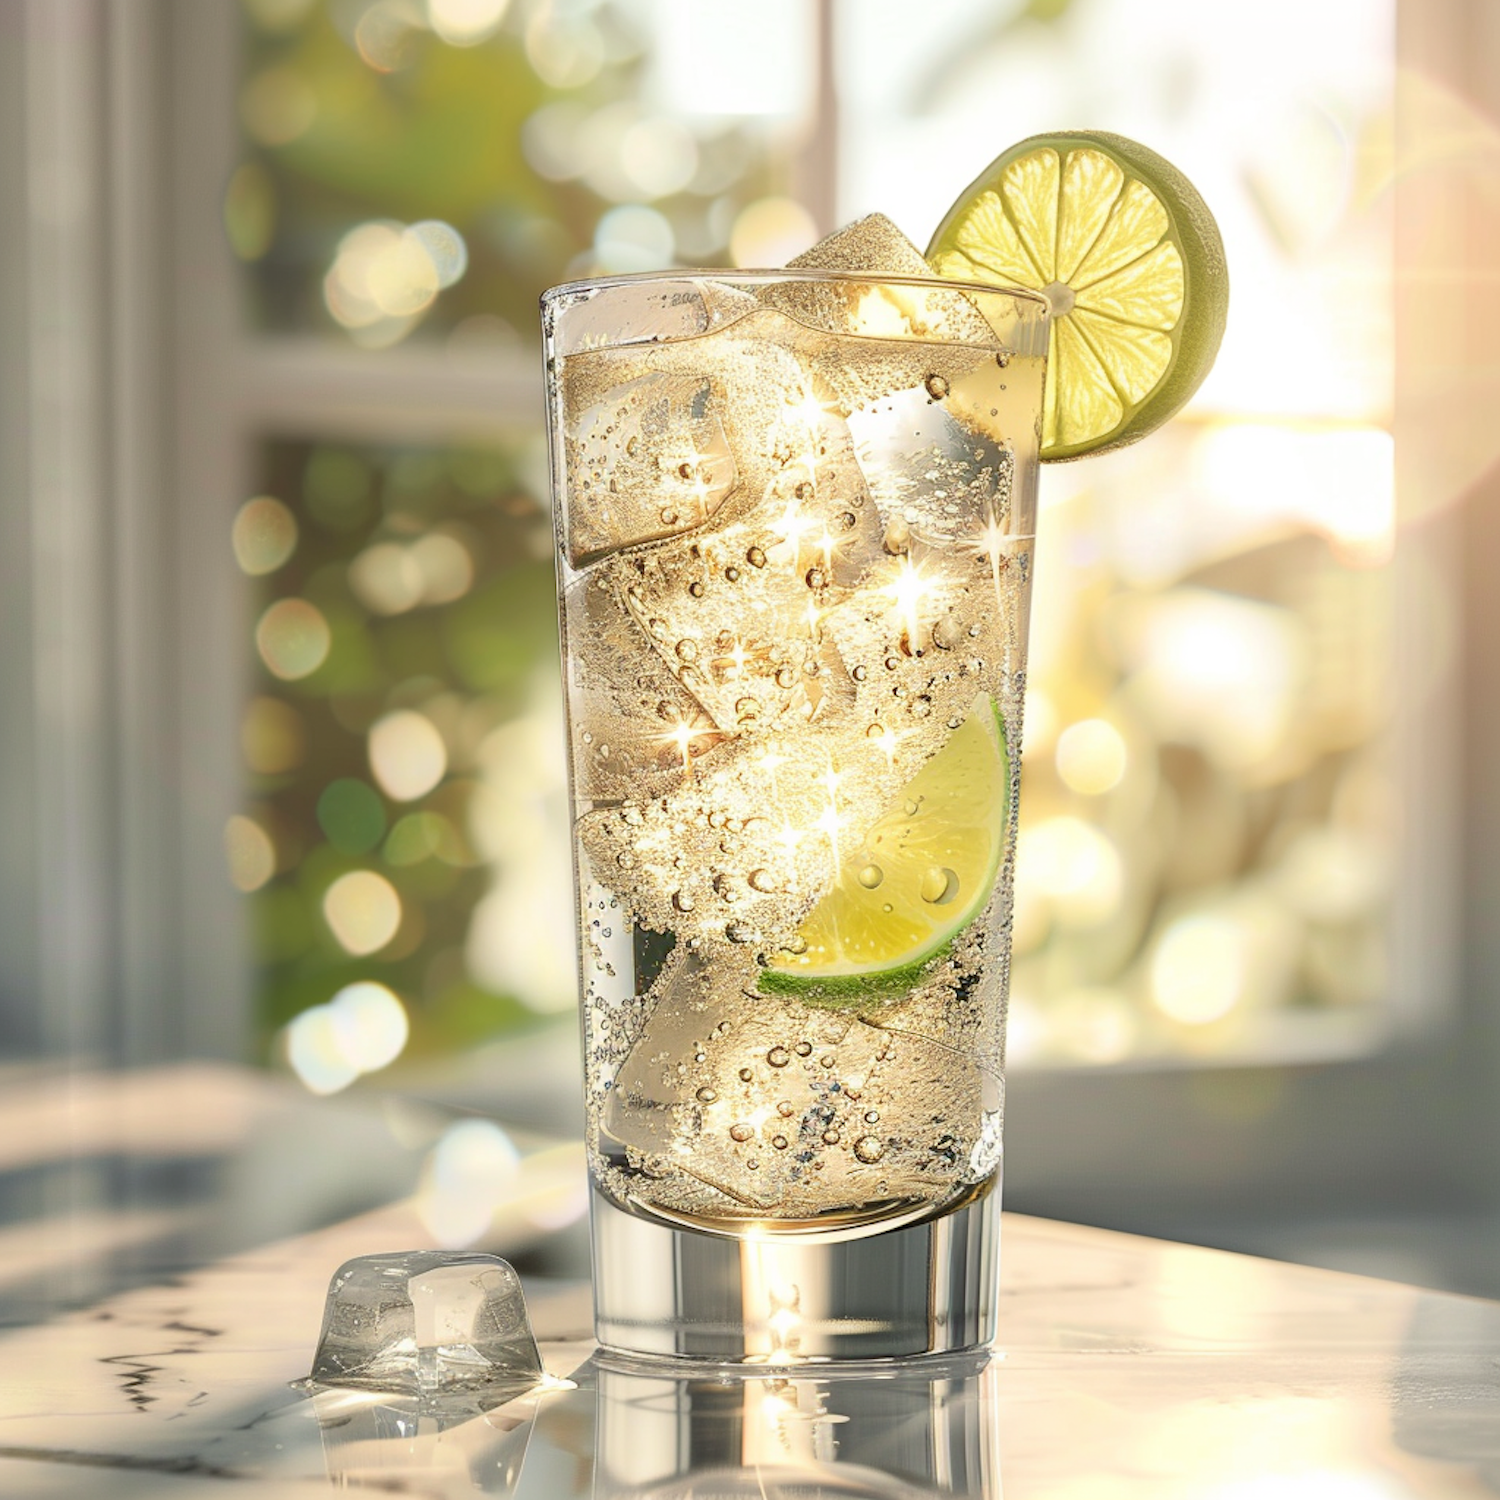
xmin=555 ymin=289 xmax=1042 ymax=1233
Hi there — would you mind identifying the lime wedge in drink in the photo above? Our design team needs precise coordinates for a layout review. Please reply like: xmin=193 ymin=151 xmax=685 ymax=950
xmin=927 ymin=130 xmax=1228 ymax=462
xmin=762 ymin=695 xmax=1009 ymax=1002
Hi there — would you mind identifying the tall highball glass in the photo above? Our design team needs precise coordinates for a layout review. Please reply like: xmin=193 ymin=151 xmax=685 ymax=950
xmin=543 ymin=270 xmax=1048 ymax=1361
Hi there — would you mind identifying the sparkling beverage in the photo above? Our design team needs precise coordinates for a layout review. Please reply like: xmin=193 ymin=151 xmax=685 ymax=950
xmin=545 ymin=270 xmax=1047 ymax=1242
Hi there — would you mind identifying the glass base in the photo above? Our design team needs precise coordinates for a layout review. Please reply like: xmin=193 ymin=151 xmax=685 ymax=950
xmin=589 ymin=1182 xmax=1000 ymax=1363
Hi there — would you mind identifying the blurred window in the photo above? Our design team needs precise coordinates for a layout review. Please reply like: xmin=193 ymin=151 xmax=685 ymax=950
xmin=839 ymin=0 xmax=1404 ymax=1066
xmin=228 ymin=0 xmax=1418 ymax=1079
xmin=230 ymin=0 xmax=823 ymax=1073
xmin=237 ymin=440 xmax=571 ymax=1084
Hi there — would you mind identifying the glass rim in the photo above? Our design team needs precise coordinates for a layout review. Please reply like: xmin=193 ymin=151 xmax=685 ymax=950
xmin=539 ymin=265 xmax=1051 ymax=315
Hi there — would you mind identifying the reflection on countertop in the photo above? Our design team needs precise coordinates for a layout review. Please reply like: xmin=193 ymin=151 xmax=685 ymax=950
xmin=1 ymin=1206 xmax=1499 ymax=1497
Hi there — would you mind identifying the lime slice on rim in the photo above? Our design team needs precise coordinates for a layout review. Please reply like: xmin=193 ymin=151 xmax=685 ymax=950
xmin=762 ymin=695 xmax=1010 ymax=1003
xmin=927 ymin=130 xmax=1228 ymax=462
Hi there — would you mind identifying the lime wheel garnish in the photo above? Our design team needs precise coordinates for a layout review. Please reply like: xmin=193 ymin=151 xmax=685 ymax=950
xmin=928 ymin=130 xmax=1228 ymax=461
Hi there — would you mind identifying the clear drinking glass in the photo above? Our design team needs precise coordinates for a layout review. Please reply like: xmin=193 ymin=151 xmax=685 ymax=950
xmin=543 ymin=270 xmax=1049 ymax=1361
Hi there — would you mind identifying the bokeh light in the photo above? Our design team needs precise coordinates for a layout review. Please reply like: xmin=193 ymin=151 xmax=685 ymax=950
xmin=368 ymin=710 xmax=448 ymax=801
xmin=1124 ymin=590 xmax=1304 ymax=774
xmin=1055 ymin=718 xmax=1128 ymax=796
xmin=418 ymin=1118 xmax=521 ymax=1247
xmin=241 ymin=695 xmax=305 ymax=774
xmin=465 ymin=696 xmax=575 ymax=1014
xmin=1151 ymin=915 xmax=1246 ymax=1026
xmin=238 ymin=65 xmax=317 ymax=147
xmin=283 ymin=980 xmax=409 ymax=1095
xmin=411 ymin=531 xmax=474 ymax=603
xmin=316 ymin=778 xmax=387 ymax=855
xmin=354 ymin=2 xmax=425 ymax=73
xmin=730 ymin=196 xmax=818 ymax=268
xmin=255 ymin=598 xmax=331 ymax=680
xmin=240 ymin=0 xmax=811 ymax=341
xmin=385 ymin=810 xmax=465 ymax=866
xmin=239 ymin=437 xmax=559 ymax=1068
xmin=224 ymin=814 xmax=276 ymax=893
xmin=326 ymin=981 xmax=409 ymax=1072
xmin=521 ymin=101 xmax=589 ymax=183
xmin=427 ymin=0 xmax=511 ymax=48
xmin=408 ymin=220 xmax=469 ymax=288
xmin=323 ymin=219 xmax=468 ymax=347
xmin=347 ymin=532 xmax=475 ymax=614
xmin=232 ymin=495 xmax=299 ymax=575
xmin=524 ymin=10 xmax=605 ymax=90
xmin=1016 ymin=816 xmax=1124 ymax=928
xmin=348 ymin=541 xmax=424 ymax=615
xmin=322 ymin=869 xmax=403 ymax=955
xmin=285 ymin=1005 xmax=358 ymax=1095
xmin=619 ymin=117 xmax=699 ymax=198
xmin=345 ymin=224 xmax=435 ymax=317
xmin=1275 ymin=826 xmax=1388 ymax=924
xmin=593 ymin=204 xmax=675 ymax=273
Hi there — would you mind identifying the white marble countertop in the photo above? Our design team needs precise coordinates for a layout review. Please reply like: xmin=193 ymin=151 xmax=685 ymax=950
xmin=1 ymin=1202 xmax=1497 ymax=1498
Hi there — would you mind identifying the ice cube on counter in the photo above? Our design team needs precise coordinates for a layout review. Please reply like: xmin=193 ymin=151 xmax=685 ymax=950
xmin=301 ymin=1251 xmax=544 ymax=1405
